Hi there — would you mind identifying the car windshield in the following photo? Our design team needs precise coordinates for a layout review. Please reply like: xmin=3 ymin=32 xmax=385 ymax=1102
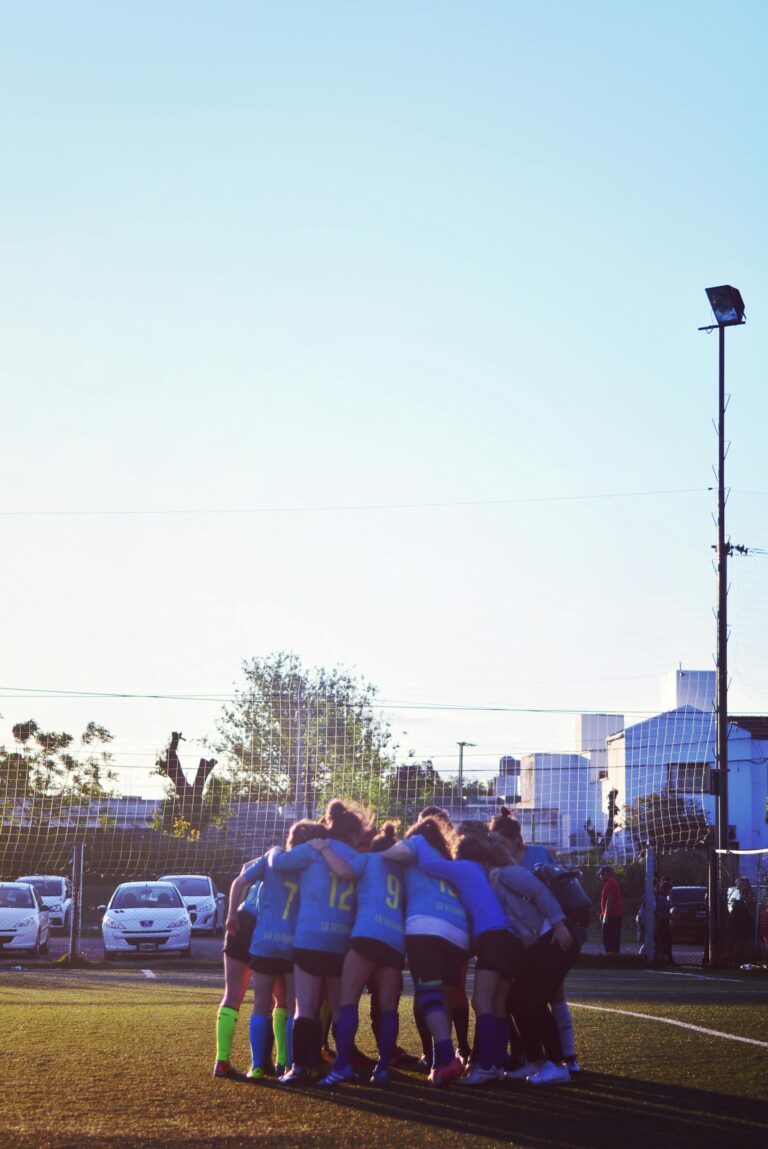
xmin=112 ymin=886 xmax=183 ymax=909
xmin=162 ymin=877 xmax=210 ymax=897
xmin=670 ymin=888 xmax=706 ymax=904
xmin=0 ymin=886 xmax=34 ymax=909
xmin=18 ymin=878 xmax=63 ymax=898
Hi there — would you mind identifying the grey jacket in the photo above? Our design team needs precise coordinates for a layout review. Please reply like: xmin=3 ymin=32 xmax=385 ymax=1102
xmin=489 ymin=863 xmax=565 ymax=947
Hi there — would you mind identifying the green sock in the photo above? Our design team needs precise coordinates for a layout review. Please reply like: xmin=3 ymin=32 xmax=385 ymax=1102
xmin=273 ymin=1007 xmax=289 ymax=1067
xmin=216 ymin=1006 xmax=239 ymax=1062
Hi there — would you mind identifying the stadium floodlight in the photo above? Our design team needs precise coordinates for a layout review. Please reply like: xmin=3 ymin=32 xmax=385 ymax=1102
xmin=700 ymin=283 xmax=746 ymax=967
xmin=705 ymin=284 xmax=746 ymax=327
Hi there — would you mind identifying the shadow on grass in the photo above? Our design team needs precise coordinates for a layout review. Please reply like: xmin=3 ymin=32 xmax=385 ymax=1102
xmin=282 ymin=1067 xmax=767 ymax=1149
xmin=4 ymin=1070 xmax=767 ymax=1149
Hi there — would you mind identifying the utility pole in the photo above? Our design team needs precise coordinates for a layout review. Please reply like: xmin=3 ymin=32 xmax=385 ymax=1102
xmin=456 ymin=741 xmax=476 ymax=803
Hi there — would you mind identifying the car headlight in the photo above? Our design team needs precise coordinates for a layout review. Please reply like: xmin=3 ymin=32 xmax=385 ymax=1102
xmin=105 ymin=918 xmax=128 ymax=930
xmin=169 ymin=917 xmax=189 ymax=929
xmin=50 ymin=904 xmax=62 ymax=912
xmin=17 ymin=916 xmax=35 ymax=928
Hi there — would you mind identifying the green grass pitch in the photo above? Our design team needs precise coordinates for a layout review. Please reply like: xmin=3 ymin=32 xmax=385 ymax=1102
xmin=0 ymin=966 xmax=766 ymax=1149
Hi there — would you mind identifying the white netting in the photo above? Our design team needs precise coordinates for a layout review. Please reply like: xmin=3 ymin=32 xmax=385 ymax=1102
xmin=1 ymin=488 xmax=767 ymax=884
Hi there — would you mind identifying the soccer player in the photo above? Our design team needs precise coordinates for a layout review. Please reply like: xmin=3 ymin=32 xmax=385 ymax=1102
xmin=489 ymin=807 xmax=580 ymax=1074
xmin=407 ymin=831 xmax=522 ymax=1086
xmin=230 ymin=819 xmax=329 ymax=1079
xmin=379 ymin=817 xmax=469 ymax=1087
xmin=213 ymin=861 xmax=261 ymax=1079
xmin=320 ymin=821 xmax=406 ymax=1087
xmin=270 ymin=799 xmax=368 ymax=1085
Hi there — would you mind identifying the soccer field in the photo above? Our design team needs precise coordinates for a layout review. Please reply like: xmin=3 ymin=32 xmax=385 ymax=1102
xmin=1 ymin=966 xmax=766 ymax=1149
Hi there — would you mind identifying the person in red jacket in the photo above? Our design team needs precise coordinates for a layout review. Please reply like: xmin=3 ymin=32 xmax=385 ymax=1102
xmin=598 ymin=865 xmax=623 ymax=954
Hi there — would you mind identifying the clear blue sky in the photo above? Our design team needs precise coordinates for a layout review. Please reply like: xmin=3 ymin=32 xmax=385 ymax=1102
xmin=1 ymin=2 xmax=766 ymax=795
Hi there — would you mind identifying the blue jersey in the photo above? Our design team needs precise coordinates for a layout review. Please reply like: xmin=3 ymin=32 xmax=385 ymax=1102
xmin=400 ymin=837 xmax=469 ymax=950
xmin=244 ymin=849 xmax=300 ymax=961
xmin=270 ymin=840 xmax=366 ymax=954
xmin=519 ymin=844 xmax=556 ymax=872
xmin=410 ymin=839 xmax=509 ymax=942
xmin=240 ymin=867 xmax=261 ymax=916
xmin=351 ymin=853 xmax=405 ymax=954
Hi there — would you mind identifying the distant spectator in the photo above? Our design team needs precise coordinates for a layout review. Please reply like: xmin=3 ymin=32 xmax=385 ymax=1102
xmin=598 ymin=865 xmax=623 ymax=955
xmin=727 ymin=876 xmax=755 ymax=963
xmin=655 ymin=877 xmax=676 ymax=966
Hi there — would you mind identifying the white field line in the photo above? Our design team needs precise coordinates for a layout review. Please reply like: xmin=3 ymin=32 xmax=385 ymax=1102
xmin=141 ymin=969 xmax=157 ymax=979
xmin=572 ymin=1002 xmax=768 ymax=1048
xmin=651 ymin=969 xmax=744 ymax=984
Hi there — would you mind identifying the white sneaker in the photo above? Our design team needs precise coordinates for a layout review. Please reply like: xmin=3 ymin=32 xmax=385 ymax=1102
xmin=527 ymin=1061 xmax=571 ymax=1085
xmin=504 ymin=1060 xmax=541 ymax=1081
xmin=458 ymin=1064 xmax=500 ymax=1086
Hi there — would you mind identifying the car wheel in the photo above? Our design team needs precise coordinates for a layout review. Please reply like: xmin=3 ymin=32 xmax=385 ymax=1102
xmin=32 ymin=932 xmax=41 ymax=957
xmin=103 ymin=948 xmax=117 ymax=962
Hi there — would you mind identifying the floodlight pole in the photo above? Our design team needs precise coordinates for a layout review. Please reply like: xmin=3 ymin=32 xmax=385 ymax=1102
xmin=715 ymin=322 xmax=729 ymax=858
xmin=700 ymin=285 xmax=746 ymax=964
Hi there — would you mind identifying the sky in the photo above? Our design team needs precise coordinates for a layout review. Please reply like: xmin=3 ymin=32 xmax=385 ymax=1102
xmin=1 ymin=1 xmax=766 ymax=798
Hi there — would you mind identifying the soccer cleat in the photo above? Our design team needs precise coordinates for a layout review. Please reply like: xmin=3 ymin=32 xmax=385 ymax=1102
xmin=417 ymin=1055 xmax=432 ymax=1072
xmin=350 ymin=1046 xmax=376 ymax=1070
xmin=564 ymin=1056 xmax=582 ymax=1075
xmin=278 ymin=1065 xmax=312 ymax=1085
xmin=527 ymin=1061 xmax=571 ymax=1086
xmin=504 ymin=1061 xmax=541 ymax=1081
xmin=428 ymin=1056 xmax=464 ymax=1087
xmin=273 ymin=1063 xmax=285 ymax=1078
xmin=213 ymin=1060 xmax=246 ymax=1080
xmin=319 ymin=1065 xmax=357 ymax=1087
xmin=458 ymin=1064 xmax=500 ymax=1086
xmin=246 ymin=1066 xmax=265 ymax=1080
xmin=389 ymin=1045 xmax=421 ymax=1067
xmin=370 ymin=1063 xmax=391 ymax=1086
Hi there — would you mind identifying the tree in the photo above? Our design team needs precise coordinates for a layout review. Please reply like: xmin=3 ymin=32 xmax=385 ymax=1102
xmin=151 ymin=731 xmax=231 ymax=839
xmin=623 ymin=791 xmax=712 ymax=853
xmin=0 ymin=719 xmax=119 ymax=826
xmin=584 ymin=788 xmax=620 ymax=859
xmin=214 ymin=652 xmax=395 ymax=815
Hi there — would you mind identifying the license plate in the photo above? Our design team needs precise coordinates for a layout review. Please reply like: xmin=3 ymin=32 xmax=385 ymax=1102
xmin=138 ymin=942 xmax=158 ymax=952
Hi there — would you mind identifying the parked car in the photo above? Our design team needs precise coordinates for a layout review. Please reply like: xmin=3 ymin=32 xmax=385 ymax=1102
xmin=668 ymin=885 xmax=708 ymax=943
xmin=158 ymin=873 xmax=226 ymax=935
xmin=101 ymin=881 xmax=192 ymax=960
xmin=16 ymin=874 xmax=73 ymax=932
xmin=0 ymin=881 xmax=50 ymax=955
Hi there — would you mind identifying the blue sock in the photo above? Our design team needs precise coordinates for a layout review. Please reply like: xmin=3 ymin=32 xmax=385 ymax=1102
xmin=376 ymin=1009 xmax=399 ymax=1066
xmin=435 ymin=1037 xmax=454 ymax=1067
xmin=249 ymin=1012 xmax=271 ymax=1071
xmin=333 ymin=1003 xmax=359 ymax=1070
xmin=285 ymin=1015 xmax=294 ymax=1067
xmin=476 ymin=1012 xmax=496 ymax=1070
xmin=494 ymin=1016 xmax=510 ymax=1069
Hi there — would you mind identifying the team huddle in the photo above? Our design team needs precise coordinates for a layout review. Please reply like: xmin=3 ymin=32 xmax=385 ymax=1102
xmin=214 ymin=799 xmax=587 ymax=1088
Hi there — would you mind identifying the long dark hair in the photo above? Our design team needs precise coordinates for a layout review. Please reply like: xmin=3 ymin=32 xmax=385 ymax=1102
xmin=454 ymin=833 xmax=511 ymax=867
xmin=405 ymin=816 xmax=453 ymax=859
xmin=324 ymin=798 xmax=369 ymax=845
xmin=287 ymin=819 xmax=328 ymax=849
xmin=488 ymin=806 xmax=522 ymax=845
xmin=369 ymin=821 xmax=399 ymax=853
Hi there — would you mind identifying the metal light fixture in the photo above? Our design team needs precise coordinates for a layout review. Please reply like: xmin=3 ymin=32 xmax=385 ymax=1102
xmin=705 ymin=284 xmax=746 ymax=327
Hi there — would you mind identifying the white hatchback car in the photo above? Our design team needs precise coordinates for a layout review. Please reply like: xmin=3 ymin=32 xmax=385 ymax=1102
xmin=16 ymin=874 xmax=73 ymax=932
xmin=158 ymin=874 xmax=226 ymax=935
xmin=0 ymin=881 xmax=50 ymax=956
xmin=101 ymin=881 xmax=192 ymax=960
